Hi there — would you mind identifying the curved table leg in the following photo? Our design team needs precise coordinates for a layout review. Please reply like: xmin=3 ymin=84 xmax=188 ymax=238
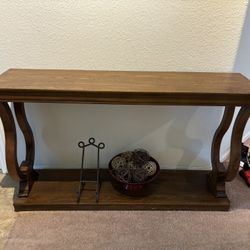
xmin=226 ymin=107 xmax=250 ymax=181
xmin=209 ymin=106 xmax=250 ymax=198
xmin=14 ymin=103 xmax=35 ymax=170
xmin=208 ymin=106 xmax=235 ymax=197
xmin=0 ymin=102 xmax=37 ymax=197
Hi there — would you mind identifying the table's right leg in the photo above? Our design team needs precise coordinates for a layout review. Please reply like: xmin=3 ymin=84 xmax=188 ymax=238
xmin=209 ymin=106 xmax=250 ymax=198
xmin=208 ymin=106 xmax=235 ymax=198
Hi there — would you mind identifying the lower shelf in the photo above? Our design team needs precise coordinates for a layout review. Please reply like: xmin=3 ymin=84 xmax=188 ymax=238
xmin=14 ymin=169 xmax=230 ymax=211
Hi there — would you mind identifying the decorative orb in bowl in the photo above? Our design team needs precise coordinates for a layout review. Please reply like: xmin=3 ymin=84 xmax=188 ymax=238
xmin=108 ymin=150 xmax=160 ymax=196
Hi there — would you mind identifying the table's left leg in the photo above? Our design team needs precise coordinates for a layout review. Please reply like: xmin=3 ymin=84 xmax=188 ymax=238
xmin=0 ymin=102 xmax=37 ymax=197
xmin=14 ymin=102 xmax=37 ymax=197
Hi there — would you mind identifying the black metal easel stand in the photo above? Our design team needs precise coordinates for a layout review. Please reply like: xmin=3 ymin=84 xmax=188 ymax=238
xmin=76 ymin=138 xmax=105 ymax=204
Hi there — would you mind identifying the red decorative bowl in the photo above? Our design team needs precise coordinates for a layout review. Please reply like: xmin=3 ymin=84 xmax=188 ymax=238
xmin=108 ymin=154 xmax=160 ymax=196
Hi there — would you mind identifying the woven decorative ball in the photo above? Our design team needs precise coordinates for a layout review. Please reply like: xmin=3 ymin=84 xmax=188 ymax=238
xmin=133 ymin=149 xmax=150 ymax=166
xmin=133 ymin=168 xmax=148 ymax=183
xmin=127 ymin=161 xmax=137 ymax=170
xmin=120 ymin=151 xmax=133 ymax=162
xmin=142 ymin=161 xmax=157 ymax=176
xmin=116 ymin=168 xmax=131 ymax=182
xmin=111 ymin=156 xmax=126 ymax=170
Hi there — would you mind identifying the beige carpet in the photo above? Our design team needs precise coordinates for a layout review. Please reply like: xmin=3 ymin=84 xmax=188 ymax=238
xmin=0 ymin=173 xmax=16 ymax=250
xmin=3 ymin=175 xmax=250 ymax=250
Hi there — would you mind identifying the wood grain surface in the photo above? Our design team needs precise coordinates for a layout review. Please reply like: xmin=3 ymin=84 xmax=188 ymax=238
xmin=0 ymin=69 xmax=249 ymax=105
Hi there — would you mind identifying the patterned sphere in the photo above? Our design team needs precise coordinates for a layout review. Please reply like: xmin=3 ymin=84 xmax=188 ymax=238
xmin=143 ymin=161 xmax=157 ymax=176
xmin=111 ymin=156 xmax=126 ymax=170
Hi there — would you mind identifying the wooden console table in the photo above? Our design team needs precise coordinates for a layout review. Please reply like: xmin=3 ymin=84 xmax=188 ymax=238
xmin=0 ymin=69 xmax=250 ymax=211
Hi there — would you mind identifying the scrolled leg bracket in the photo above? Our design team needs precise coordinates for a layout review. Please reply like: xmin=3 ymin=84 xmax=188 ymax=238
xmin=209 ymin=106 xmax=250 ymax=197
xmin=209 ymin=106 xmax=235 ymax=198
xmin=226 ymin=106 xmax=250 ymax=182
xmin=0 ymin=102 xmax=37 ymax=197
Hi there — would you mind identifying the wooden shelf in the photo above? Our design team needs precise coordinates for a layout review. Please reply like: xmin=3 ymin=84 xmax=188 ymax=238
xmin=14 ymin=169 xmax=230 ymax=211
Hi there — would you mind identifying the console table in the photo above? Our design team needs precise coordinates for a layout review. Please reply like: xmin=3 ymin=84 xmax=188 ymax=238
xmin=0 ymin=69 xmax=249 ymax=211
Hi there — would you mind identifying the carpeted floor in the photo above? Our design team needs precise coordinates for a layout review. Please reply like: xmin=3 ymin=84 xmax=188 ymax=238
xmin=0 ymin=173 xmax=16 ymax=250
xmin=3 ymin=174 xmax=250 ymax=250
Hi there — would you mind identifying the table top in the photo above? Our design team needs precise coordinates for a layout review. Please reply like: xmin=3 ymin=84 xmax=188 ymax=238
xmin=0 ymin=69 xmax=249 ymax=106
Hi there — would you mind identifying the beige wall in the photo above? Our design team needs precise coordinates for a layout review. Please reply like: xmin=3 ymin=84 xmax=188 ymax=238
xmin=0 ymin=1 xmax=249 ymax=172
